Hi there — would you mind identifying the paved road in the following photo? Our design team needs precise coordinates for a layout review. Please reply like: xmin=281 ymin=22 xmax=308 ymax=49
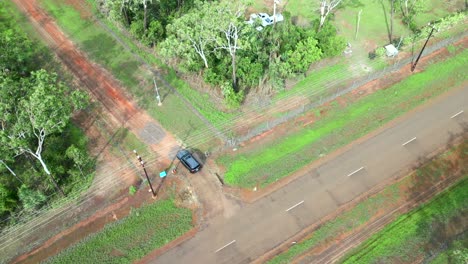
xmin=149 ymin=85 xmax=467 ymax=264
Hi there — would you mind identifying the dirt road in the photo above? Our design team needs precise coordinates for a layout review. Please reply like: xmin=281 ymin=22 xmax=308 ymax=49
xmin=4 ymin=0 xmax=230 ymax=263
xmin=148 ymin=85 xmax=467 ymax=263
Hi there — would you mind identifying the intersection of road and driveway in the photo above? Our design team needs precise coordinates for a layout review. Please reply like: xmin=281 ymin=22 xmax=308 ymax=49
xmin=149 ymin=85 xmax=467 ymax=264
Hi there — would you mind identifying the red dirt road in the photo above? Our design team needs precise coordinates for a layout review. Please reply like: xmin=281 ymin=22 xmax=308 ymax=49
xmin=7 ymin=1 xmax=227 ymax=263
xmin=12 ymin=0 xmax=178 ymax=163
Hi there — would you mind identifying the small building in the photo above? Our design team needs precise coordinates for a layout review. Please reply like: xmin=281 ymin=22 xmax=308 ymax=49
xmin=384 ymin=44 xmax=398 ymax=57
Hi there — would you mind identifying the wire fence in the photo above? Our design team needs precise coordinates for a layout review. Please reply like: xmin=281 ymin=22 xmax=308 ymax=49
xmin=231 ymin=29 xmax=468 ymax=144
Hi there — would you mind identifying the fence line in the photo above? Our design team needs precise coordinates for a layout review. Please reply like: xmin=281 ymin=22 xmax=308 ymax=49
xmin=235 ymin=30 xmax=468 ymax=144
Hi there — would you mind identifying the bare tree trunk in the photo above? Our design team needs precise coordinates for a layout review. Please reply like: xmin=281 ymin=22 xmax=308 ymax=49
xmin=404 ymin=0 xmax=409 ymax=17
xmin=0 ymin=160 xmax=23 ymax=184
xmin=355 ymin=9 xmax=362 ymax=40
xmin=191 ymin=40 xmax=209 ymax=68
xmin=319 ymin=1 xmax=327 ymax=29
xmin=231 ymin=51 xmax=237 ymax=89
xmin=390 ymin=0 xmax=394 ymax=42
xmin=121 ymin=5 xmax=130 ymax=27
xmin=34 ymin=152 xmax=65 ymax=196
xmin=143 ymin=4 xmax=148 ymax=33
xmin=318 ymin=0 xmax=343 ymax=30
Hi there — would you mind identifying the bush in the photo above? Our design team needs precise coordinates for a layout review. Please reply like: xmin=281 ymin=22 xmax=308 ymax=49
xmin=0 ymin=184 xmax=17 ymax=216
xmin=316 ymin=23 xmax=347 ymax=57
xmin=129 ymin=20 xmax=145 ymax=42
xmin=18 ymin=185 xmax=47 ymax=211
xmin=375 ymin=47 xmax=386 ymax=58
xmin=286 ymin=37 xmax=322 ymax=73
xmin=221 ymin=82 xmax=244 ymax=108
xmin=128 ymin=185 xmax=137 ymax=196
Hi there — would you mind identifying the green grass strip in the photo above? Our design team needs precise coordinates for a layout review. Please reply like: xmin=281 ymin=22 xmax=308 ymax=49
xmin=219 ymin=49 xmax=467 ymax=187
xmin=340 ymin=178 xmax=468 ymax=263
xmin=47 ymin=199 xmax=192 ymax=264
xmin=274 ymin=62 xmax=349 ymax=101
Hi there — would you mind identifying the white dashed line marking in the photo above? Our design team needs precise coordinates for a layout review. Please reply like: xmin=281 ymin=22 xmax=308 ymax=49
xmin=450 ymin=110 xmax=464 ymax=119
xmin=402 ymin=137 xmax=417 ymax=146
xmin=215 ymin=240 xmax=236 ymax=253
xmin=347 ymin=167 xmax=364 ymax=177
xmin=285 ymin=200 xmax=305 ymax=212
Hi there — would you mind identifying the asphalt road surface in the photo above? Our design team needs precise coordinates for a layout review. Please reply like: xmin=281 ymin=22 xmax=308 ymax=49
xmin=149 ymin=85 xmax=467 ymax=264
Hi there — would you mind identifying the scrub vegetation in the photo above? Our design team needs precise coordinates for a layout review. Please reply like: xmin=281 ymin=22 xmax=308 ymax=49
xmin=46 ymin=199 xmax=193 ymax=264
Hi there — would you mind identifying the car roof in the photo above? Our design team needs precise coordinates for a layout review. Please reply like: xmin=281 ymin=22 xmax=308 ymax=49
xmin=185 ymin=156 xmax=200 ymax=169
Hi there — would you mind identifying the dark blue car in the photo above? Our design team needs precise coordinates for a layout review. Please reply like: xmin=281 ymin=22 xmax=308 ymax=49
xmin=176 ymin=149 xmax=202 ymax=173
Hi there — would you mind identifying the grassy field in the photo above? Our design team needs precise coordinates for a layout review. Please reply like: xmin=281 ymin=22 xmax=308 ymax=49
xmin=46 ymin=199 xmax=192 ymax=263
xmin=268 ymin=141 xmax=468 ymax=264
xmin=219 ymin=48 xmax=467 ymax=188
xmin=340 ymin=178 xmax=468 ymax=263
xmin=38 ymin=0 xmax=223 ymax=148
xmin=274 ymin=62 xmax=349 ymax=101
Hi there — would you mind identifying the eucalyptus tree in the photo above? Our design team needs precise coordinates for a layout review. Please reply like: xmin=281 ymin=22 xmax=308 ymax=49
xmin=0 ymin=29 xmax=35 ymax=73
xmin=160 ymin=1 xmax=218 ymax=69
xmin=318 ymin=0 xmax=343 ymax=30
xmin=139 ymin=0 xmax=153 ymax=32
xmin=212 ymin=1 xmax=250 ymax=89
xmin=0 ymin=70 xmax=88 ymax=196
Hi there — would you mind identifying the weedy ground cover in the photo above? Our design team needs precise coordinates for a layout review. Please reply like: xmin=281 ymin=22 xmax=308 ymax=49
xmin=46 ymin=199 xmax=192 ymax=263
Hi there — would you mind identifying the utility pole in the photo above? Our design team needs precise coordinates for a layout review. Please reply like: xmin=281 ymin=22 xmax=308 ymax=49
xmin=411 ymin=25 xmax=436 ymax=72
xmin=153 ymin=77 xmax=162 ymax=106
xmin=133 ymin=150 xmax=156 ymax=197
xmin=273 ymin=0 xmax=280 ymax=24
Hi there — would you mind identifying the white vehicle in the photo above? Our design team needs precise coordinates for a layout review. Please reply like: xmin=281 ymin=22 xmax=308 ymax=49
xmin=246 ymin=13 xmax=284 ymax=30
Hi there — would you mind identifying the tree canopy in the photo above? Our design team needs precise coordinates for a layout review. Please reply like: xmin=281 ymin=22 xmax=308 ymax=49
xmin=99 ymin=0 xmax=346 ymax=105
xmin=0 ymin=14 xmax=94 ymax=221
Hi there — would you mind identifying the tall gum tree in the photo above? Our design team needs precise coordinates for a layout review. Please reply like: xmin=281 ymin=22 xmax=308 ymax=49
xmin=213 ymin=1 xmax=247 ymax=89
xmin=160 ymin=1 xmax=221 ymax=69
xmin=1 ymin=70 xmax=87 ymax=196
xmin=319 ymin=0 xmax=343 ymax=30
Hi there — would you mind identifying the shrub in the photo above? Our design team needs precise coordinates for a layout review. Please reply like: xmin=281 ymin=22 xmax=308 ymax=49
xmin=129 ymin=185 xmax=137 ymax=196
xmin=375 ymin=47 xmax=386 ymax=58
xmin=18 ymin=185 xmax=47 ymax=211
xmin=221 ymin=82 xmax=244 ymax=108
xmin=316 ymin=23 xmax=347 ymax=57
xmin=0 ymin=184 xmax=17 ymax=216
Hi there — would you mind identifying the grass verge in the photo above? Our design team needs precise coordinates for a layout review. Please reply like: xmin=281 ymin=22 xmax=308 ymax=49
xmin=46 ymin=199 xmax=192 ymax=263
xmin=340 ymin=178 xmax=468 ymax=263
xmin=268 ymin=141 xmax=467 ymax=264
xmin=219 ymin=49 xmax=467 ymax=188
